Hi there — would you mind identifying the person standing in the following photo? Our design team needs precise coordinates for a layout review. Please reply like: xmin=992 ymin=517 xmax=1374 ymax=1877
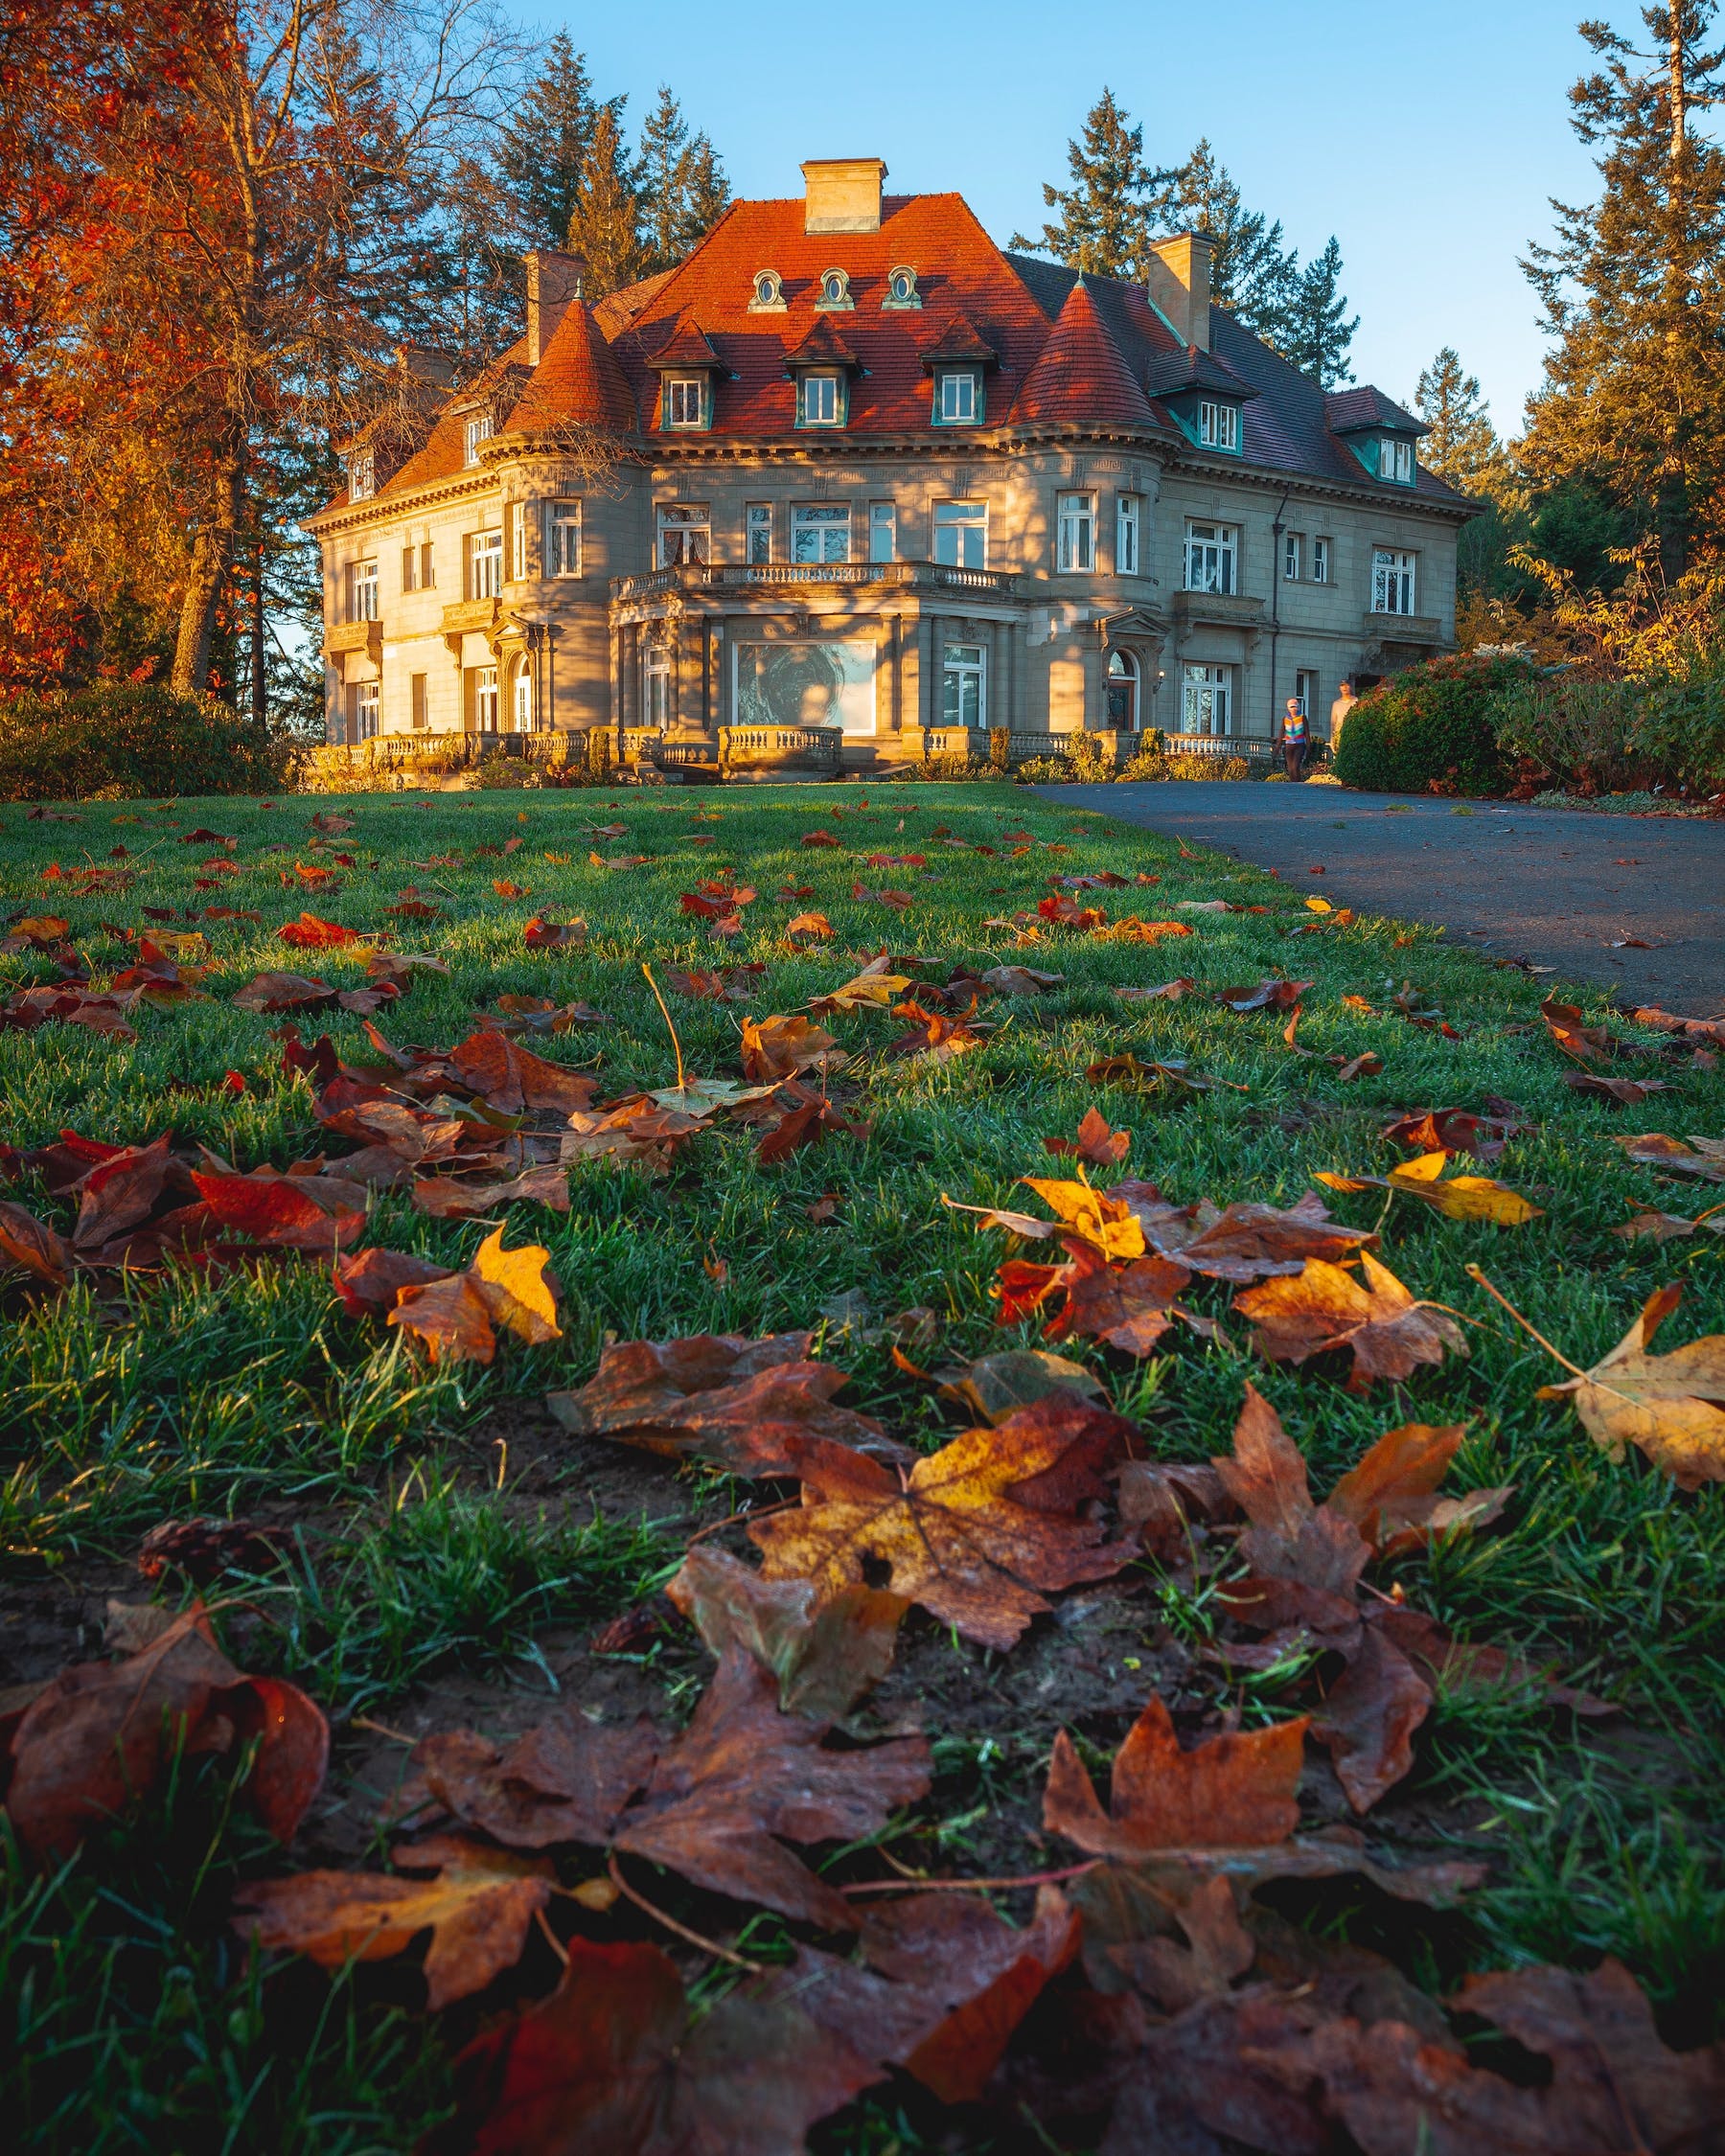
xmin=1329 ymin=679 xmax=1358 ymax=753
xmin=1279 ymin=694 xmax=1309 ymax=781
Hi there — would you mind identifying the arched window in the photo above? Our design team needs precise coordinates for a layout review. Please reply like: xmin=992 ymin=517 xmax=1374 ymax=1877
xmin=884 ymin=264 xmax=920 ymax=310
xmin=1106 ymin=650 xmax=1139 ymax=730
xmin=816 ymin=267 xmax=853 ymax=310
xmin=750 ymin=268 xmax=784 ymax=310
xmin=644 ymin=644 xmax=671 ymax=728
xmin=511 ymin=657 xmax=533 ymax=733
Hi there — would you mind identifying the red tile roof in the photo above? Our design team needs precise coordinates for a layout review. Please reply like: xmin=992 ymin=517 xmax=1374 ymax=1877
xmin=644 ymin=318 xmax=725 ymax=372
xmin=374 ymin=341 xmax=531 ymax=500
xmin=1011 ymin=278 xmax=1156 ymax=428
xmin=785 ymin=312 xmax=862 ymax=369
xmin=505 ymin=304 xmax=637 ymax=434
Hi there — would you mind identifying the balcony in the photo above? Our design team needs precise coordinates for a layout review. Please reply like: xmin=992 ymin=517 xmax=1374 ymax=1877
xmin=440 ymin=597 xmax=502 ymax=638
xmin=1171 ymin=587 xmax=1266 ymax=632
xmin=1362 ymin=610 xmax=1443 ymax=644
xmin=323 ymin=619 xmax=381 ymax=663
xmin=610 ymin=560 xmax=1021 ymax=608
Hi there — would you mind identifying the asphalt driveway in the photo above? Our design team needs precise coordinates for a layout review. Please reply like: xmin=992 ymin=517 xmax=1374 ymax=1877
xmin=1044 ymin=781 xmax=1724 ymax=1014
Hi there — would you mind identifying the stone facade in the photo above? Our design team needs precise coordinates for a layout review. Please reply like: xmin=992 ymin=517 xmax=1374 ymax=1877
xmin=309 ymin=158 xmax=1475 ymax=771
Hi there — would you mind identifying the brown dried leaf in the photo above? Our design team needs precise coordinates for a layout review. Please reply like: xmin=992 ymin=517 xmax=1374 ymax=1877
xmin=1234 ymin=1253 xmax=1467 ymax=1392
xmin=1044 ymin=1107 xmax=1131 ymax=1166
xmin=1537 ymin=1283 xmax=1725 ymax=1488
xmin=1044 ymin=1695 xmax=1308 ymax=1857
xmin=665 ymin=1548 xmax=907 ymax=1720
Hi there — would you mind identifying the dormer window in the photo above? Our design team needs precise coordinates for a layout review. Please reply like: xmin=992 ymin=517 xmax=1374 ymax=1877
xmin=1379 ymin=436 xmax=1414 ymax=485
xmin=1197 ymin=399 xmax=1241 ymax=452
xmin=348 ymin=447 xmax=375 ymax=501
xmin=935 ymin=370 xmax=981 ymax=426
xmin=884 ymin=265 xmax=921 ymax=310
xmin=750 ymin=268 xmax=785 ymax=311
xmin=463 ymin=412 xmax=492 ymax=467
xmin=799 ymin=372 xmax=844 ymax=427
xmin=816 ymin=267 xmax=854 ymax=311
xmin=664 ymin=377 xmax=707 ymax=430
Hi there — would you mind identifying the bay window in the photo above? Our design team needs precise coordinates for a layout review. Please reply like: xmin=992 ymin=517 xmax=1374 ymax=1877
xmin=545 ymin=497 xmax=582 ymax=578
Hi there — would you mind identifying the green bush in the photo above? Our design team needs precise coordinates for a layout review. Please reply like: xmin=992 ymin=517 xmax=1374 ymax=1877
xmin=1333 ymin=652 xmax=1538 ymax=795
xmin=1488 ymin=677 xmax=1649 ymax=794
xmin=1625 ymin=656 xmax=1725 ymax=794
xmin=0 ymin=684 xmax=295 ymax=801
xmin=1117 ymin=749 xmax=1170 ymax=781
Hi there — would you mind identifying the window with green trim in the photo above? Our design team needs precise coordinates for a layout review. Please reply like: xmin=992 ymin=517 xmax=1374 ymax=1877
xmin=664 ymin=377 xmax=707 ymax=430
xmin=934 ymin=370 xmax=980 ymax=425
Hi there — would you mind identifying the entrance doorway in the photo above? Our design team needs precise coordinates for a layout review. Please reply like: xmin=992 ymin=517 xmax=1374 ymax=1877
xmin=1106 ymin=650 xmax=1139 ymax=729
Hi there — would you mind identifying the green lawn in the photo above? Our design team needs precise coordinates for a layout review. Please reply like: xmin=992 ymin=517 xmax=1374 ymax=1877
xmin=1 ymin=780 xmax=1721 ymax=2150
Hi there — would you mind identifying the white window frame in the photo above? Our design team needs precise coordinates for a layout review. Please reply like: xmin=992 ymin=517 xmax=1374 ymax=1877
xmin=1371 ymin=547 xmax=1417 ymax=616
xmin=1295 ymin=668 xmax=1320 ymax=721
xmin=933 ymin=500 xmax=987 ymax=569
xmin=463 ymin=412 xmax=492 ymax=467
xmin=665 ymin=377 xmax=705 ymax=429
xmin=348 ymin=448 xmax=375 ymax=501
xmin=356 ymin=679 xmax=380 ymax=740
xmin=936 ymin=370 xmax=978 ymax=424
xmin=656 ymin=503 xmax=710 ymax=569
xmin=868 ymin=502 xmax=896 ymax=563
xmin=469 ymin=530 xmax=502 ymax=601
xmin=1311 ymin=536 xmax=1331 ymax=584
xmin=644 ymin=644 xmax=671 ymax=727
xmin=1056 ymin=492 xmax=1094 ymax=572
xmin=1116 ymin=493 xmax=1140 ymax=576
xmin=473 ymin=664 xmax=498 ymax=731
xmin=1106 ymin=649 xmax=1139 ymax=729
xmin=745 ymin=503 xmax=772 ymax=564
xmin=510 ymin=504 xmax=527 ymax=584
xmin=942 ymin=642 xmax=985 ymax=727
xmin=1283 ymin=531 xmax=1303 ymax=581
xmin=1381 ymin=436 xmax=1414 ymax=484
xmin=1182 ymin=662 xmax=1232 ymax=735
xmin=801 ymin=372 xmax=841 ymax=426
xmin=792 ymin=503 xmax=851 ymax=564
xmin=351 ymin=559 xmax=380 ymax=622
xmin=1184 ymin=520 xmax=1237 ymax=596
xmin=511 ymin=659 xmax=533 ymax=733
xmin=545 ymin=497 xmax=582 ymax=578
xmin=1198 ymin=400 xmax=1240 ymax=450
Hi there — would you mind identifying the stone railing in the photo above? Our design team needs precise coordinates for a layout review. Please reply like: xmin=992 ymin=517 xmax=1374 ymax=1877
xmin=301 ymin=729 xmax=576 ymax=791
xmin=1159 ymin=732 xmax=1277 ymax=764
xmin=901 ymin=726 xmax=1124 ymax=769
xmin=611 ymin=560 xmax=1020 ymax=606
xmin=721 ymin=724 xmax=843 ymax=776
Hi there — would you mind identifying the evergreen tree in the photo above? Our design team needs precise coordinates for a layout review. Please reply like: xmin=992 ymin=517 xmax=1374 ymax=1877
xmin=1160 ymin=140 xmax=1300 ymax=347
xmin=1522 ymin=2 xmax=1725 ymax=579
xmin=1012 ymin=89 xmax=1174 ymax=279
xmin=637 ymin=89 xmax=731 ymax=270
xmin=1414 ymin=347 xmax=1511 ymax=493
xmin=491 ymin=34 xmax=608 ymax=252
xmin=1279 ymin=237 xmax=1358 ymax=386
xmin=675 ymin=132 xmax=731 ymax=256
xmin=566 ymin=105 xmax=646 ymax=297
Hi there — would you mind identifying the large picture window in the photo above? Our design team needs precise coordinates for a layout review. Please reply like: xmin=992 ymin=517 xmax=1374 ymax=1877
xmin=792 ymin=504 xmax=851 ymax=563
xmin=1056 ymin=493 xmax=1093 ymax=571
xmin=942 ymin=642 xmax=985 ymax=726
xmin=734 ymin=638 xmax=877 ymax=734
xmin=1371 ymin=547 xmax=1417 ymax=614
xmin=1184 ymin=520 xmax=1237 ymax=595
xmin=933 ymin=501 xmax=987 ymax=568
xmin=656 ymin=504 xmax=710 ymax=568
xmin=1182 ymin=663 xmax=1231 ymax=735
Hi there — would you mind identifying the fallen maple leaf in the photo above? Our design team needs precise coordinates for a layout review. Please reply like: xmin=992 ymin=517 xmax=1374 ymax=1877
xmin=1045 ymin=1108 xmax=1130 ymax=1166
xmin=808 ymin=956 xmax=912 ymax=1014
xmin=1315 ymin=1151 xmax=1542 ymax=1226
xmin=667 ymin=1547 xmax=907 ymax=1720
xmin=739 ymin=1012 xmax=841 ymax=1083
xmin=522 ymin=914 xmax=587 ymax=948
xmin=1613 ymin=1132 xmax=1725 ymax=1183
xmin=1564 ymin=1070 xmax=1670 ymax=1107
xmin=1115 ymin=976 xmax=1197 ymax=1002
xmin=232 ymin=971 xmax=340 ymax=1014
xmin=783 ymin=911 xmax=833 ymax=941
xmin=1215 ymin=977 xmax=1314 ymax=1013
xmin=1234 ymin=1253 xmax=1467 ymax=1392
xmin=234 ymin=1835 xmax=552 ymax=2008
xmin=1537 ymin=1282 xmax=1725 ymax=1488
xmin=751 ymin=1396 xmax=1137 ymax=1649
xmin=278 ymin=912 xmax=366 ymax=949
xmin=1044 ymin=1694 xmax=1307 ymax=1856
xmin=1611 ymin=1209 xmax=1725 ymax=1244
xmin=1381 ymin=1107 xmax=1520 ymax=1161
xmin=388 ymin=1227 xmax=561 ymax=1365
xmin=0 ymin=1199 xmax=76 ymax=1288
xmin=1540 ymin=994 xmax=1622 ymax=1066
xmin=190 ymin=1168 xmax=369 ymax=1253
xmin=800 ymin=829 xmax=843 ymax=847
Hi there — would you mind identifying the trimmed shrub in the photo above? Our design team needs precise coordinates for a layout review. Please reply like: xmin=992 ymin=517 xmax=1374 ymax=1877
xmin=1333 ymin=652 xmax=1538 ymax=796
xmin=0 ymin=684 xmax=294 ymax=801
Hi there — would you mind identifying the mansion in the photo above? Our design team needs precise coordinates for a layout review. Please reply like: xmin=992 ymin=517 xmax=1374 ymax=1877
xmin=310 ymin=158 xmax=1475 ymax=767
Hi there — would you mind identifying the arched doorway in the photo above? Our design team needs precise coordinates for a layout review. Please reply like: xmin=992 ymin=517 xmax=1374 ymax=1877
xmin=510 ymin=656 xmax=533 ymax=732
xmin=1106 ymin=649 xmax=1138 ymax=730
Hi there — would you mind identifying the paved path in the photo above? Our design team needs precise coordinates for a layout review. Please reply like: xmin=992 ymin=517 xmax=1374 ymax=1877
xmin=1044 ymin=781 xmax=1724 ymax=1014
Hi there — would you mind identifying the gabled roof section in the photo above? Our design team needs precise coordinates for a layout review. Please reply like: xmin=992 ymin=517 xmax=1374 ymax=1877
xmin=593 ymin=269 xmax=677 ymax=339
xmin=504 ymin=304 xmax=637 ymax=435
xmin=370 ymin=340 xmax=531 ymax=501
xmin=1010 ymin=278 xmax=1156 ymax=428
xmin=917 ymin=310 xmax=999 ymax=372
xmin=644 ymin=318 xmax=725 ymax=372
xmin=1324 ymin=385 xmax=1427 ymax=437
xmin=786 ymin=312 xmax=861 ymax=369
xmin=1142 ymin=343 xmax=1259 ymax=403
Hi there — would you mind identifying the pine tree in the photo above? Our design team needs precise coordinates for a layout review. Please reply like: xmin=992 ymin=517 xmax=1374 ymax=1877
xmin=636 ymin=91 xmax=731 ymax=270
xmin=1160 ymin=141 xmax=1300 ymax=348
xmin=1522 ymin=2 xmax=1725 ymax=579
xmin=1012 ymin=89 xmax=1174 ymax=279
xmin=492 ymin=34 xmax=606 ymax=252
xmin=1414 ymin=347 xmax=1510 ymax=493
xmin=675 ymin=133 xmax=731 ymax=256
xmin=1280 ymin=237 xmax=1358 ymax=387
xmin=565 ymin=105 xmax=646 ymax=298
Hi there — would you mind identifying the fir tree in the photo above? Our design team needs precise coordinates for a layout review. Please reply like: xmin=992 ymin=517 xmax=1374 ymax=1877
xmin=1522 ymin=2 xmax=1725 ymax=579
xmin=637 ymin=90 xmax=731 ymax=270
xmin=566 ymin=105 xmax=646 ymax=298
xmin=1012 ymin=89 xmax=1173 ymax=279
xmin=491 ymin=35 xmax=608 ymax=252
xmin=1160 ymin=140 xmax=1300 ymax=347
xmin=1414 ymin=347 xmax=1510 ymax=493
xmin=675 ymin=132 xmax=731 ymax=256
xmin=1280 ymin=236 xmax=1358 ymax=386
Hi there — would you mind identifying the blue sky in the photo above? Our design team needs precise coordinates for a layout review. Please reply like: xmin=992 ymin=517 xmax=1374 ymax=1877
xmin=518 ymin=0 xmax=1620 ymax=433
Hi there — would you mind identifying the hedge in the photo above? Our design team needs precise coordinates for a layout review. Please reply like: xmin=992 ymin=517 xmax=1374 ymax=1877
xmin=0 ymin=684 xmax=296 ymax=801
xmin=1333 ymin=652 xmax=1538 ymax=796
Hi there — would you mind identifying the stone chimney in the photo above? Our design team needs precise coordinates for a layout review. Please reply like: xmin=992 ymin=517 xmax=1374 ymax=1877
xmin=801 ymin=158 xmax=887 ymax=235
xmin=396 ymin=343 xmax=458 ymax=387
xmin=1145 ymin=232 xmax=1213 ymax=352
xmin=524 ymin=248 xmax=586 ymax=365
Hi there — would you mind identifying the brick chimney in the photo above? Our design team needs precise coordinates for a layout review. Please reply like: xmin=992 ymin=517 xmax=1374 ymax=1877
xmin=801 ymin=158 xmax=887 ymax=235
xmin=1145 ymin=232 xmax=1213 ymax=352
xmin=524 ymin=248 xmax=586 ymax=365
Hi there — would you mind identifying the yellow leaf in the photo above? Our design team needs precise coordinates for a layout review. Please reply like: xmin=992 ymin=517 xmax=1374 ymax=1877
xmin=1304 ymin=897 xmax=1333 ymax=914
xmin=1539 ymin=1284 xmax=1725 ymax=1489
xmin=469 ymin=1226 xmax=562 ymax=1346
xmin=1018 ymin=1177 xmax=1146 ymax=1259
xmin=1314 ymin=1157 xmax=1541 ymax=1227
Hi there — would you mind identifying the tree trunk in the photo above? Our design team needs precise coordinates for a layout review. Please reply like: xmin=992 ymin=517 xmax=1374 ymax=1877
xmin=170 ymin=451 xmax=242 ymax=697
xmin=251 ymin=549 xmax=267 ymax=729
